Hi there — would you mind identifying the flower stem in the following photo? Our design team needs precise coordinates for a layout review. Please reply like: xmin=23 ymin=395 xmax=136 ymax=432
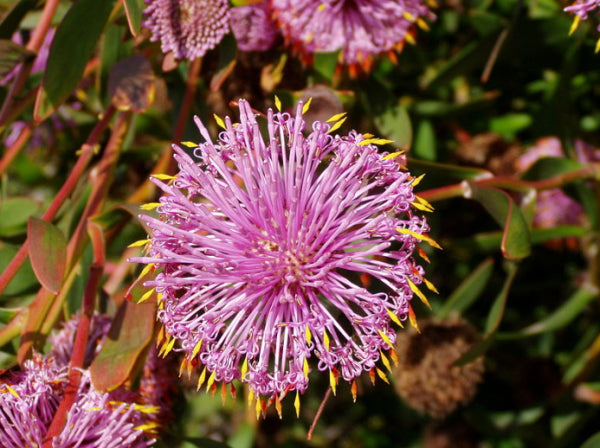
xmin=0 ymin=105 xmax=116 ymax=298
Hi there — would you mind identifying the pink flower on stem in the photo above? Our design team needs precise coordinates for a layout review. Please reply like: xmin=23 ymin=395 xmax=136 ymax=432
xmin=131 ymin=99 xmax=438 ymax=414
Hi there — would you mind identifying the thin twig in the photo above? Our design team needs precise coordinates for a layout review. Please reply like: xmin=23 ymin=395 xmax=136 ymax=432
xmin=307 ymin=388 xmax=332 ymax=441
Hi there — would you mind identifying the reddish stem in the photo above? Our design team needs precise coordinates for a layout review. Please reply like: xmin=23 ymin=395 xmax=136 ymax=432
xmin=0 ymin=105 xmax=116 ymax=298
xmin=419 ymin=165 xmax=599 ymax=203
xmin=0 ymin=0 xmax=60 ymax=126
xmin=307 ymin=388 xmax=332 ymax=441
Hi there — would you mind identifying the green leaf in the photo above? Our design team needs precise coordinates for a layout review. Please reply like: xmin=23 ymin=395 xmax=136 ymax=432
xmin=490 ymin=113 xmax=532 ymax=139
xmin=485 ymin=261 xmax=518 ymax=334
xmin=438 ymin=257 xmax=494 ymax=319
xmin=408 ymin=158 xmax=493 ymax=182
xmin=313 ymin=51 xmax=339 ymax=82
xmin=520 ymin=156 xmax=583 ymax=181
xmin=581 ymin=432 xmax=600 ymax=448
xmin=413 ymin=120 xmax=436 ymax=161
xmin=455 ymin=262 xmax=518 ymax=366
xmin=498 ymin=287 xmax=597 ymax=339
xmin=27 ymin=217 xmax=66 ymax=294
xmin=90 ymin=300 xmax=156 ymax=392
xmin=39 ymin=0 xmax=117 ymax=110
xmin=0 ymin=245 xmax=37 ymax=298
xmin=0 ymin=39 xmax=34 ymax=78
xmin=0 ymin=0 xmax=40 ymax=39
xmin=227 ymin=423 xmax=255 ymax=448
xmin=0 ymin=197 xmax=40 ymax=237
xmin=373 ymin=103 xmax=412 ymax=148
xmin=466 ymin=182 xmax=531 ymax=259
xmin=123 ymin=0 xmax=144 ymax=36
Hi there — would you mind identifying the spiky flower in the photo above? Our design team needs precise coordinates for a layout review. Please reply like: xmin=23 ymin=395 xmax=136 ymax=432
xmin=143 ymin=0 xmax=230 ymax=61
xmin=230 ymin=1 xmax=279 ymax=52
xmin=0 ymin=354 xmax=156 ymax=447
xmin=271 ymin=0 xmax=434 ymax=73
xmin=131 ymin=99 xmax=437 ymax=413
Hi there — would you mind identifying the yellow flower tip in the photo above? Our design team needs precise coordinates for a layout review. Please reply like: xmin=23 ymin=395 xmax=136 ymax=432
xmin=213 ymin=113 xmax=226 ymax=129
xmin=329 ymin=369 xmax=337 ymax=396
xmin=306 ymin=32 xmax=314 ymax=43
xmin=206 ymin=371 xmax=216 ymax=392
xmin=405 ymin=33 xmax=416 ymax=45
xmin=138 ymin=262 xmax=154 ymax=279
xmin=396 ymin=228 xmax=442 ymax=250
xmin=569 ymin=15 xmax=581 ymax=36
xmin=302 ymin=97 xmax=313 ymax=114
xmin=386 ymin=308 xmax=404 ymax=328
xmin=127 ymin=239 xmax=149 ymax=248
xmin=294 ymin=391 xmax=301 ymax=418
xmin=359 ymin=138 xmax=394 ymax=147
xmin=351 ymin=380 xmax=358 ymax=403
xmin=3 ymin=385 xmax=20 ymax=398
xmin=424 ymin=278 xmax=439 ymax=294
xmin=417 ymin=246 xmax=431 ymax=263
xmin=178 ymin=358 xmax=188 ymax=378
xmin=380 ymin=350 xmax=393 ymax=373
xmin=191 ymin=339 xmax=203 ymax=359
xmin=197 ymin=368 xmax=207 ymax=391
xmin=362 ymin=132 xmax=374 ymax=138
xmin=382 ymin=150 xmax=405 ymax=160
xmin=326 ymin=112 xmax=347 ymax=123
xmin=595 ymin=37 xmax=600 ymax=53
xmin=427 ymin=0 xmax=438 ymax=7
xmin=403 ymin=11 xmax=415 ymax=21
xmin=274 ymin=95 xmax=282 ymax=111
xmin=150 ymin=173 xmax=175 ymax=181
xmin=255 ymin=396 xmax=262 ymax=420
xmin=140 ymin=202 xmax=160 ymax=211
xmin=161 ymin=336 xmax=176 ymax=357
xmin=305 ymin=325 xmax=312 ymax=345
xmin=181 ymin=141 xmax=198 ymax=148
xmin=327 ymin=116 xmax=347 ymax=133
xmin=241 ymin=357 xmax=249 ymax=378
xmin=323 ymin=330 xmax=330 ymax=350
xmin=407 ymin=278 xmax=432 ymax=309
xmin=303 ymin=358 xmax=310 ymax=379
xmin=378 ymin=329 xmax=395 ymax=349
xmin=417 ymin=18 xmax=430 ymax=31
xmin=376 ymin=367 xmax=390 ymax=384
xmin=318 ymin=2 xmax=326 ymax=11
xmin=411 ymin=173 xmax=426 ymax=187
xmin=137 ymin=288 xmax=155 ymax=303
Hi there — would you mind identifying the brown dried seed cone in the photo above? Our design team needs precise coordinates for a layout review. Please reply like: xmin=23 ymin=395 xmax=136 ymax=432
xmin=393 ymin=316 xmax=485 ymax=418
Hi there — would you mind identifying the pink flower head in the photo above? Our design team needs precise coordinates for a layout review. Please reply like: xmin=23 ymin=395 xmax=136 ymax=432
xmin=131 ymin=99 xmax=437 ymax=411
xmin=271 ymin=0 xmax=434 ymax=73
xmin=0 ymin=354 xmax=156 ymax=447
xmin=230 ymin=1 xmax=279 ymax=52
xmin=565 ymin=0 xmax=600 ymax=31
xmin=143 ymin=0 xmax=230 ymax=60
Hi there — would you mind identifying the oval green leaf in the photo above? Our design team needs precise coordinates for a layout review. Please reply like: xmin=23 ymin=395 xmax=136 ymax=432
xmin=90 ymin=299 xmax=156 ymax=392
xmin=466 ymin=182 xmax=531 ymax=259
xmin=39 ymin=0 xmax=116 ymax=110
xmin=0 ymin=197 xmax=40 ymax=237
xmin=27 ymin=217 xmax=66 ymax=294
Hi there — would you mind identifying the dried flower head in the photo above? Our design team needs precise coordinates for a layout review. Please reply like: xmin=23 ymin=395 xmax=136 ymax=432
xmin=271 ymin=0 xmax=434 ymax=74
xmin=230 ymin=1 xmax=279 ymax=52
xmin=0 ymin=354 xmax=157 ymax=447
xmin=143 ymin=0 xmax=230 ymax=60
xmin=393 ymin=317 xmax=484 ymax=418
xmin=131 ymin=99 xmax=438 ymax=414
